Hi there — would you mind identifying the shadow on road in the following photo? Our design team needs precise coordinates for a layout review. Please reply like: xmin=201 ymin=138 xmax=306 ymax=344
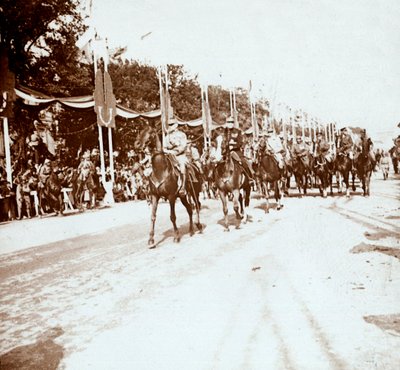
xmin=351 ymin=242 xmax=400 ymax=260
xmin=0 ymin=327 xmax=64 ymax=370
xmin=364 ymin=314 xmax=400 ymax=336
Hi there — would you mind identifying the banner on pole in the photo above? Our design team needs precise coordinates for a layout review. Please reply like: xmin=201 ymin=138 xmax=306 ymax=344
xmin=94 ymin=70 xmax=116 ymax=128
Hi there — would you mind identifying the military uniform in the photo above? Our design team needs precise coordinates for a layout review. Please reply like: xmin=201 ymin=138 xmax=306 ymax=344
xmin=164 ymin=120 xmax=189 ymax=194
xmin=264 ymin=131 xmax=285 ymax=169
xmin=225 ymin=125 xmax=254 ymax=179
xmin=315 ymin=135 xmax=333 ymax=163
xmin=338 ymin=131 xmax=354 ymax=159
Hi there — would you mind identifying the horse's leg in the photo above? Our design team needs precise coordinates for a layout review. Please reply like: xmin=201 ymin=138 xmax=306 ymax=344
xmin=343 ymin=171 xmax=350 ymax=197
xmin=232 ymin=188 xmax=242 ymax=229
xmin=276 ymin=181 xmax=283 ymax=210
xmin=219 ymin=191 xmax=229 ymax=232
xmin=189 ymin=181 xmax=202 ymax=232
xmin=352 ymin=171 xmax=356 ymax=191
xmin=263 ymin=182 xmax=270 ymax=214
xmin=168 ymin=196 xmax=181 ymax=242
xmin=148 ymin=194 xmax=159 ymax=247
xmin=180 ymin=194 xmax=194 ymax=237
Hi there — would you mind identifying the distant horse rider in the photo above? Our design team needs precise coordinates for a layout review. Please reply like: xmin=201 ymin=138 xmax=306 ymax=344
xmin=355 ymin=129 xmax=376 ymax=165
xmin=224 ymin=116 xmax=255 ymax=181
xmin=292 ymin=135 xmax=311 ymax=166
xmin=264 ymin=127 xmax=285 ymax=170
xmin=314 ymin=131 xmax=334 ymax=168
xmin=337 ymin=127 xmax=354 ymax=160
xmin=164 ymin=117 xmax=189 ymax=195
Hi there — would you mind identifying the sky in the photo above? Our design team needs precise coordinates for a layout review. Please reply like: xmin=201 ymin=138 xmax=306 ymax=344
xmin=87 ymin=0 xmax=400 ymax=135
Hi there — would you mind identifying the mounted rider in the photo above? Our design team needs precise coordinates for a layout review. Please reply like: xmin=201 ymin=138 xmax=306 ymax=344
xmin=164 ymin=117 xmax=189 ymax=195
xmin=261 ymin=127 xmax=285 ymax=170
xmin=314 ymin=131 xmax=334 ymax=167
xmin=337 ymin=127 xmax=354 ymax=160
xmin=186 ymin=140 xmax=203 ymax=174
xmin=292 ymin=135 xmax=311 ymax=167
xmin=355 ymin=129 xmax=376 ymax=164
xmin=224 ymin=116 xmax=255 ymax=180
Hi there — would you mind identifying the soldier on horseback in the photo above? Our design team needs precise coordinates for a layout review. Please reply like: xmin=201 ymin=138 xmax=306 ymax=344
xmin=292 ymin=135 xmax=311 ymax=165
xmin=314 ymin=132 xmax=334 ymax=168
xmin=355 ymin=129 xmax=376 ymax=165
xmin=224 ymin=117 xmax=255 ymax=181
xmin=164 ymin=118 xmax=189 ymax=196
xmin=337 ymin=127 xmax=354 ymax=160
xmin=261 ymin=127 xmax=285 ymax=170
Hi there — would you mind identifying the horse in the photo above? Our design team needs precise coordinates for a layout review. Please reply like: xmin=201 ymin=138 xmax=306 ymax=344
xmin=255 ymin=150 xmax=283 ymax=212
xmin=313 ymin=155 xmax=334 ymax=198
xmin=334 ymin=152 xmax=355 ymax=197
xmin=134 ymin=125 xmax=202 ymax=247
xmin=212 ymin=132 xmax=251 ymax=231
xmin=291 ymin=153 xmax=313 ymax=196
xmin=201 ymin=160 xmax=217 ymax=200
xmin=38 ymin=171 xmax=63 ymax=216
xmin=354 ymin=139 xmax=374 ymax=197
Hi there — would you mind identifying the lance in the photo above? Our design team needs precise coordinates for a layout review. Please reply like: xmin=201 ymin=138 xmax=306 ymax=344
xmin=233 ymin=88 xmax=238 ymax=128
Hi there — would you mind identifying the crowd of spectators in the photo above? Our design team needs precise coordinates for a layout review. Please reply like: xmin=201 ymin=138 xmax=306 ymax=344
xmin=0 ymin=130 xmax=149 ymax=223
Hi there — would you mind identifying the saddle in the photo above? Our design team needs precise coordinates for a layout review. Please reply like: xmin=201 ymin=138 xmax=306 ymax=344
xmin=167 ymin=155 xmax=196 ymax=181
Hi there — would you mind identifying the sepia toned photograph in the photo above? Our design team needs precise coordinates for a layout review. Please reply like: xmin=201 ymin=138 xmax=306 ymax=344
xmin=0 ymin=0 xmax=399 ymax=369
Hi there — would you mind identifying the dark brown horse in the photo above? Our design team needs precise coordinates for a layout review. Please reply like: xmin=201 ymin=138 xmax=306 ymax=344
xmin=354 ymin=139 xmax=374 ymax=196
xmin=291 ymin=153 xmax=313 ymax=196
xmin=135 ymin=125 xmax=202 ymax=247
xmin=334 ymin=152 xmax=355 ymax=197
xmin=213 ymin=131 xmax=251 ymax=231
xmin=255 ymin=149 xmax=283 ymax=213
xmin=313 ymin=155 xmax=334 ymax=198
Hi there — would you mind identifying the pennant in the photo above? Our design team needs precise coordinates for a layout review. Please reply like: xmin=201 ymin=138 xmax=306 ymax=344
xmin=94 ymin=70 xmax=116 ymax=128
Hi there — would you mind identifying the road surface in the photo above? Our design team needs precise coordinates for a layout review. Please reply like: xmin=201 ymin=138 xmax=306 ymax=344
xmin=0 ymin=172 xmax=399 ymax=369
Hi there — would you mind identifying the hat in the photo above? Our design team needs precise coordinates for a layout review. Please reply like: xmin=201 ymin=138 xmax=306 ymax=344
xmin=296 ymin=134 xmax=303 ymax=139
xmin=226 ymin=116 xmax=235 ymax=124
xmin=340 ymin=127 xmax=348 ymax=132
xmin=317 ymin=131 xmax=323 ymax=136
xmin=44 ymin=158 xmax=52 ymax=164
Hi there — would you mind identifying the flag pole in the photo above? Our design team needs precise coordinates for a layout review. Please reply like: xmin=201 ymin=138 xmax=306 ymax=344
xmin=104 ymin=57 xmax=115 ymax=183
xmin=93 ymin=53 xmax=106 ymax=185
xmin=233 ymin=88 xmax=238 ymax=128
xmin=3 ymin=116 xmax=12 ymax=184
xmin=158 ymin=66 xmax=166 ymax=148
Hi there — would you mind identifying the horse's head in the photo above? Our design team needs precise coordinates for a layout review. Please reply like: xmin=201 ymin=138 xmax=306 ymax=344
xmin=135 ymin=125 xmax=158 ymax=153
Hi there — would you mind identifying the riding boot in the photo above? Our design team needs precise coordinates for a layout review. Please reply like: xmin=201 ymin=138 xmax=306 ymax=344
xmin=178 ymin=173 xmax=187 ymax=196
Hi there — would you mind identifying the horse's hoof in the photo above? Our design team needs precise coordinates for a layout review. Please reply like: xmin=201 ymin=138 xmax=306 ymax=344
xmin=173 ymin=237 xmax=180 ymax=243
xmin=189 ymin=230 xmax=194 ymax=237
xmin=196 ymin=223 xmax=203 ymax=233
xmin=224 ymin=228 xmax=230 ymax=232
xmin=235 ymin=225 xmax=241 ymax=230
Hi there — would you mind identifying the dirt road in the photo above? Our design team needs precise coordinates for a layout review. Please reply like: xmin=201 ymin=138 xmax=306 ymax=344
xmin=0 ymin=173 xmax=399 ymax=369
